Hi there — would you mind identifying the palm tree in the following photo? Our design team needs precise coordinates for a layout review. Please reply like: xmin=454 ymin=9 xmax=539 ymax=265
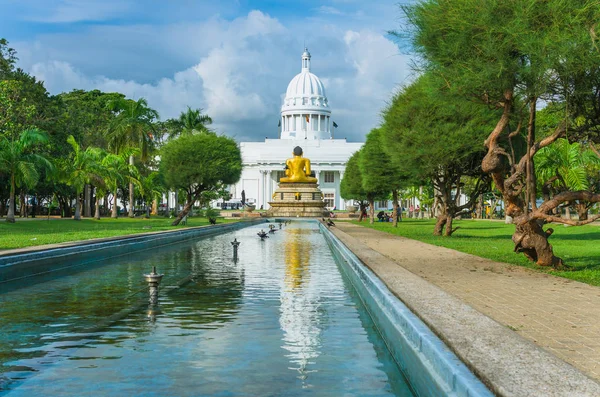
xmin=60 ymin=135 xmax=104 ymax=220
xmin=536 ymin=139 xmax=592 ymax=191
xmin=106 ymin=98 xmax=158 ymax=218
xmin=101 ymin=149 xmax=142 ymax=218
xmin=0 ymin=129 xmax=52 ymax=223
xmin=93 ymin=152 xmax=122 ymax=220
xmin=139 ymin=171 xmax=164 ymax=218
xmin=170 ymin=107 xmax=213 ymax=139
xmin=535 ymin=139 xmax=600 ymax=219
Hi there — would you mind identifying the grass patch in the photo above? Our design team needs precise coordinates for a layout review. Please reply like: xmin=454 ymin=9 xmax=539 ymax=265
xmin=353 ymin=219 xmax=600 ymax=286
xmin=0 ymin=216 xmax=238 ymax=250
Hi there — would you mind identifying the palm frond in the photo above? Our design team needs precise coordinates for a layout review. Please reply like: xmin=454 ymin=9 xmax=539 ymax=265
xmin=16 ymin=161 xmax=39 ymax=189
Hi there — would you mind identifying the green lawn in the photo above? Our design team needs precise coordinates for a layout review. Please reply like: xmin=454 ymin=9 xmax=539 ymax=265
xmin=0 ymin=216 xmax=238 ymax=250
xmin=353 ymin=219 xmax=600 ymax=286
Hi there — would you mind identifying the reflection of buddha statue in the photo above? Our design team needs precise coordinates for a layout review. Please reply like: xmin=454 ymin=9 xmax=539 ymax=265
xmin=280 ymin=146 xmax=318 ymax=183
xmin=284 ymin=228 xmax=309 ymax=290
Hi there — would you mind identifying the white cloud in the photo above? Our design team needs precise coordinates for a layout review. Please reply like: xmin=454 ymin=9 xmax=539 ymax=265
xmin=21 ymin=10 xmax=412 ymax=142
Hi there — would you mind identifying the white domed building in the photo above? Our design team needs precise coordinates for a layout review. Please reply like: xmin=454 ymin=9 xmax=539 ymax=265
xmin=280 ymin=49 xmax=332 ymax=141
xmin=223 ymin=49 xmax=363 ymax=211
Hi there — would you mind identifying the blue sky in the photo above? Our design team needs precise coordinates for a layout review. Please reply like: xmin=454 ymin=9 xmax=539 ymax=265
xmin=1 ymin=0 xmax=414 ymax=142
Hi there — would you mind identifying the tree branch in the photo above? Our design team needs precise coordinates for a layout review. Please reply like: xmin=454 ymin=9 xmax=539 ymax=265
xmin=531 ymin=122 xmax=566 ymax=156
xmin=533 ymin=213 xmax=600 ymax=226
xmin=484 ymin=91 xmax=512 ymax=150
xmin=590 ymin=142 xmax=600 ymax=158
xmin=537 ymin=190 xmax=600 ymax=214
xmin=508 ymin=121 xmax=523 ymax=139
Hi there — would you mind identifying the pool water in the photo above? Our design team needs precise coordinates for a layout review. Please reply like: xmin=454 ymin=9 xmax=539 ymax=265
xmin=0 ymin=221 xmax=414 ymax=396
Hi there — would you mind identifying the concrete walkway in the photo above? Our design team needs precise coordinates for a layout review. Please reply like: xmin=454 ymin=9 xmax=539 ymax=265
xmin=333 ymin=222 xmax=600 ymax=387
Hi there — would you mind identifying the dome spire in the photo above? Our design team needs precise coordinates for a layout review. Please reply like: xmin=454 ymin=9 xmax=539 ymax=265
xmin=302 ymin=48 xmax=311 ymax=72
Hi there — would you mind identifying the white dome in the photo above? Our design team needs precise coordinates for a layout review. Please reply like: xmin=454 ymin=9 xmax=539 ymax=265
xmin=284 ymin=72 xmax=328 ymax=105
xmin=280 ymin=48 xmax=332 ymax=141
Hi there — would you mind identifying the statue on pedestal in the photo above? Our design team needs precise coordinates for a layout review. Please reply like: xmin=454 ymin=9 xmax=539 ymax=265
xmin=268 ymin=146 xmax=327 ymax=217
xmin=280 ymin=146 xmax=317 ymax=183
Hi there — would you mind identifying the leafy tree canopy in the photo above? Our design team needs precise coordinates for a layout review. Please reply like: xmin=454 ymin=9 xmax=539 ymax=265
xmin=382 ymin=72 xmax=498 ymax=180
xmin=59 ymin=89 xmax=125 ymax=149
xmin=160 ymin=133 xmax=242 ymax=191
xmin=340 ymin=150 xmax=367 ymax=202
xmin=0 ymin=38 xmax=17 ymax=79
xmin=359 ymin=127 xmax=409 ymax=193
xmin=160 ymin=133 xmax=242 ymax=225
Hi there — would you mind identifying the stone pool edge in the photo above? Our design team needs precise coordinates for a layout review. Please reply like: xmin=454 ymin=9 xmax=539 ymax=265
xmin=321 ymin=222 xmax=600 ymax=397
xmin=320 ymin=222 xmax=493 ymax=397
xmin=0 ymin=219 xmax=264 ymax=283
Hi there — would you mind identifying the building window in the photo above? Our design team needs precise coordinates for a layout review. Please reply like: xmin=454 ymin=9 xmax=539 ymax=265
xmin=324 ymin=193 xmax=335 ymax=208
xmin=378 ymin=200 xmax=388 ymax=208
xmin=323 ymin=171 xmax=335 ymax=183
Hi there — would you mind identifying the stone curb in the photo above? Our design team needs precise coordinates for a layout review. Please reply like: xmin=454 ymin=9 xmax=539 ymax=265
xmin=0 ymin=219 xmax=259 ymax=258
xmin=0 ymin=219 xmax=264 ymax=283
xmin=327 ymin=225 xmax=600 ymax=397
xmin=321 ymin=222 xmax=492 ymax=396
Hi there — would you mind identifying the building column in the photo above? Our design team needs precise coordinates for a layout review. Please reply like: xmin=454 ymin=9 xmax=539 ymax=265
xmin=267 ymin=170 xmax=272 ymax=209
xmin=338 ymin=171 xmax=345 ymax=210
xmin=263 ymin=170 xmax=268 ymax=209
xmin=315 ymin=170 xmax=321 ymax=186
xmin=258 ymin=170 xmax=264 ymax=210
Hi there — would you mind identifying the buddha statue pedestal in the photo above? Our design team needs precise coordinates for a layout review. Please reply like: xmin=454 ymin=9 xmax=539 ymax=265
xmin=267 ymin=146 xmax=329 ymax=217
xmin=267 ymin=182 xmax=329 ymax=218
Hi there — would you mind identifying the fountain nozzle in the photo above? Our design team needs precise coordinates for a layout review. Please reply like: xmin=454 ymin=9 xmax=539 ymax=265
xmin=144 ymin=266 xmax=164 ymax=306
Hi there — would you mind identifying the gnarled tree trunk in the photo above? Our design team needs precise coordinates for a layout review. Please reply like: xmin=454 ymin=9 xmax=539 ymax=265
xmin=172 ymin=189 xmax=201 ymax=226
xmin=444 ymin=215 xmax=455 ymax=237
xmin=575 ymin=203 xmax=588 ymax=221
xmin=512 ymin=217 xmax=561 ymax=267
xmin=433 ymin=215 xmax=447 ymax=236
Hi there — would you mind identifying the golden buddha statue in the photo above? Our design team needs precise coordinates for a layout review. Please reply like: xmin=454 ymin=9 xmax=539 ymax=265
xmin=280 ymin=146 xmax=318 ymax=183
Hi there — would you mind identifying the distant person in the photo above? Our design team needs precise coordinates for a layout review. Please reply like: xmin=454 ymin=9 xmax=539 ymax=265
xmin=377 ymin=210 xmax=384 ymax=222
xmin=360 ymin=207 xmax=367 ymax=222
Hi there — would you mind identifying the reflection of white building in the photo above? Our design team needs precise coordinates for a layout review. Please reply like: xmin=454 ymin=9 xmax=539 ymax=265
xmin=226 ymin=49 xmax=363 ymax=210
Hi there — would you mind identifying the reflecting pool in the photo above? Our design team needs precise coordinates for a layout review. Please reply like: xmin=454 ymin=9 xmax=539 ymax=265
xmin=0 ymin=221 xmax=414 ymax=396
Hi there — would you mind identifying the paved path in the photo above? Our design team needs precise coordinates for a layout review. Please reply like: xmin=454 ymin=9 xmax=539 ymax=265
xmin=335 ymin=222 xmax=600 ymax=382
